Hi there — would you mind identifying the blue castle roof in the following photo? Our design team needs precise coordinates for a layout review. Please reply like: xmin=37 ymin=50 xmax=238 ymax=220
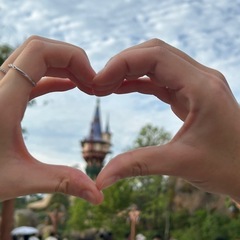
xmin=87 ymin=98 xmax=103 ymax=142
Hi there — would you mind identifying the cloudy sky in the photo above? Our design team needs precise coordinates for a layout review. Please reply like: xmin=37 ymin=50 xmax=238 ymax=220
xmin=1 ymin=0 xmax=240 ymax=171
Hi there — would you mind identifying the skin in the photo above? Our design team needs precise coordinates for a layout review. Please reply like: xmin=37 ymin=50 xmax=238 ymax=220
xmin=0 ymin=36 xmax=103 ymax=204
xmin=93 ymin=38 xmax=240 ymax=203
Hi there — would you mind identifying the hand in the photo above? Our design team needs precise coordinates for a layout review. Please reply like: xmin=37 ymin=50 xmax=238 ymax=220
xmin=93 ymin=39 xmax=240 ymax=202
xmin=0 ymin=36 xmax=103 ymax=204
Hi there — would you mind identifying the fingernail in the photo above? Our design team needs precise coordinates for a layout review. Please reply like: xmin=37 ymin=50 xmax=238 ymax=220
xmin=100 ymin=176 xmax=120 ymax=190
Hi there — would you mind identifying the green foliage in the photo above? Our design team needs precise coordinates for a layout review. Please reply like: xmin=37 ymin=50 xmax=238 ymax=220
xmin=0 ymin=44 xmax=13 ymax=65
xmin=169 ymin=209 xmax=240 ymax=240
xmin=226 ymin=216 xmax=240 ymax=239
xmin=66 ymin=124 xmax=173 ymax=238
xmin=66 ymin=124 xmax=240 ymax=239
xmin=133 ymin=124 xmax=171 ymax=148
xmin=67 ymin=179 xmax=133 ymax=232
xmin=67 ymin=198 xmax=91 ymax=230
xmin=66 ymin=175 xmax=176 ymax=238
xmin=3 ymin=121 xmax=239 ymax=239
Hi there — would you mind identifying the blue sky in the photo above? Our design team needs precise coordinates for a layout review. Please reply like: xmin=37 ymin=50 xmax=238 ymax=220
xmin=1 ymin=0 xmax=240 ymax=171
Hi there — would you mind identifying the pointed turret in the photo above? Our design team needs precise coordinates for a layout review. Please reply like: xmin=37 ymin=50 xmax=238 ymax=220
xmin=87 ymin=98 xmax=102 ymax=141
xmin=81 ymin=99 xmax=112 ymax=179
xmin=102 ymin=114 xmax=112 ymax=144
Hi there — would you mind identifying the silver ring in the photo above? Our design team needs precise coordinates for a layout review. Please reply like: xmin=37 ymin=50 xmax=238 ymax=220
xmin=0 ymin=67 xmax=7 ymax=75
xmin=8 ymin=64 xmax=36 ymax=87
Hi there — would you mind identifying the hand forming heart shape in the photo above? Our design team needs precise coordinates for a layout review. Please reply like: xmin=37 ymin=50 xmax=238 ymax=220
xmin=1 ymin=36 xmax=240 ymax=204
xmin=0 ymin=36 xmax=102 ymax=204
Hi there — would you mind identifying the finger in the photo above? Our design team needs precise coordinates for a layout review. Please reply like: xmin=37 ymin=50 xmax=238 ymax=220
xmin=0 ymin=36 xmax=74 ymax=81
xmin=1 ymin=159 xmax=104 ymax=205
xmin=45 ymin=67 xmax=94 ymax=95
xmin=0 ymin=66 xmax=8 ymax=80
xmin=29 ymin=77 xmax=76 ymax=100
xmin=1 ymin=35 xmax=95 ymax=97
xmin=0 ymin=36 xmax=69 ymax=83
xmin=93 ymin=46 xmax=202 ymax=96
xmin=30 ymin=162 xmax=104 ymax=205
xmin=114 ymin=79 xmax=171 ymax=104
xmin=122 ymin=38 xmax=226 ymax=82
xmin=1 ymin=35 xmax=88 ymax=70
xmin=0 ymin=37 xmax=95 ymax=120
xmin=5 ymin=38 xmax=95 ymax=92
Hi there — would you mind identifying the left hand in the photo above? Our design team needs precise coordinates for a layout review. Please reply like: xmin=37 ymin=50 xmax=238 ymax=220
xmin=0 ymin=36 xmax=103 ymax=204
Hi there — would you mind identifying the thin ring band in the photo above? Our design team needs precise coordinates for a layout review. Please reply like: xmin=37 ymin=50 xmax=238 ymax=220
xmin=0 ymin=67 xmax=7 ymax=75
xmin=8 ymin=64 xmax=36 ymax=87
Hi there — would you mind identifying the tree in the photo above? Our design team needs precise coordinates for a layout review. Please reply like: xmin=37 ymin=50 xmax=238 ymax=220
xmin=0 ymin=44 xmax=13 ymax=65
xmin=130 ymin=124 xmax=172 ymax=238
xmin=66 ymin=123 xmax=240 ymax=239
xmin=66 ymin=124 xmax=172 ymax=239
xmin=133 ymin=124 xmax=171 ymax=148
xmin=67 ymin=179 xmax=134 ymax=235
xmin=47 ymin=193 xmax=69 ymax=234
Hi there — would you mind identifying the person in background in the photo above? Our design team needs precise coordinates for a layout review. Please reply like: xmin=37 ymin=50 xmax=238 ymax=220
xmin=152 ymin=234 xmax=162 ymax=240
xmin=45 ymin=232 xmax=57 ymax=240
xmin=29 ymin=234 xmax=40 ymax=240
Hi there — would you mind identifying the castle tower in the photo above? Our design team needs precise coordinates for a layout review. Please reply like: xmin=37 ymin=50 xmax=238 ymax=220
xmin=81 ymin=99 xmax=111 ymax=179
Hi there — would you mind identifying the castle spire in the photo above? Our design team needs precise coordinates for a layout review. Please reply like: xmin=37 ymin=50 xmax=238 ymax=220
xmin=88 ymin=98 xmax=102 ymax=141
xmin=81 ymin=98 xmax=112 ymax=179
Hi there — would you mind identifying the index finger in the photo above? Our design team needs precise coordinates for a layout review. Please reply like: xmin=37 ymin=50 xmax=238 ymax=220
xmin=92 ymin=45 xmax=203 ymax=96
xmin=120 ymin=38 xmax=226 ymax=83
xmin=0 ymin=37 xmax=95 ymax=121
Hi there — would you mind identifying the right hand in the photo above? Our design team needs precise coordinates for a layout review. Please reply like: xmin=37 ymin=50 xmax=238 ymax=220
xmin=93 ymin=39 xmax=240 ymax=202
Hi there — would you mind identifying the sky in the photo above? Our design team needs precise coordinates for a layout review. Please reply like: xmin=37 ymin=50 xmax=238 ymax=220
xmin=1 ymin=0 xmax=240 ymax=171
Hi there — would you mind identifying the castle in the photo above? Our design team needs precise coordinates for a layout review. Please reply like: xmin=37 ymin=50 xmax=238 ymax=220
xmin=27 ymin=98 xmax=111 ymax=210
xmin=81 ymin=98 xmax=111 ymax=179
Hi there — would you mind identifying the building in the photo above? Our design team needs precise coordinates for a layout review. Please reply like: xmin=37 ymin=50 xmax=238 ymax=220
xmin=27 ymin=99 xmax=112 ymax=211
xmin=81 ymin=99 xmax=111 ymax=179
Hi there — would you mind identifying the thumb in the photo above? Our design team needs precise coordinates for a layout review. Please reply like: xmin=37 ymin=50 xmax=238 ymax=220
xmin=2 ymin=159 xmax=103 ymax=205
xmin=96 ymin=144 xmax=180 ymax=190
xmin=29 ymin=77 xmax=76 ymax=100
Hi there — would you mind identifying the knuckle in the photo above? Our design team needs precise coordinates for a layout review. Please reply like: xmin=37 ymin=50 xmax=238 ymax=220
xmin=208 ymin=73 xmax=224 ymax=88
xmin=25 ymin=38 xmax=45 ymax=53
xmin=26 ymin=35 xmax=42 ymax=42
xmin=207 ymin=74 xmax=231 ymax=99
xmin=148 ymin=38 xmax=165 ymax=47
xmin=132 ymin=161 xmax=149 ymax=176
xmin=151 ymin=45 xmax=168 ymax=66
xmin=153 ymin=45 xmax=168 ymax=56
xmin=210 ymin=69 xmax=227 ymax=82
xmin=124 ymin=151 xmax=149 ymax=176
xmin=55 ymin=177 xmax=70 ymax=194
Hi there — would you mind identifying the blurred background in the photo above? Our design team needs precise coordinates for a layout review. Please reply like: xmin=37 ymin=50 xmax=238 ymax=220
xmin=1 ymin=0 xmax=240 ymax=239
